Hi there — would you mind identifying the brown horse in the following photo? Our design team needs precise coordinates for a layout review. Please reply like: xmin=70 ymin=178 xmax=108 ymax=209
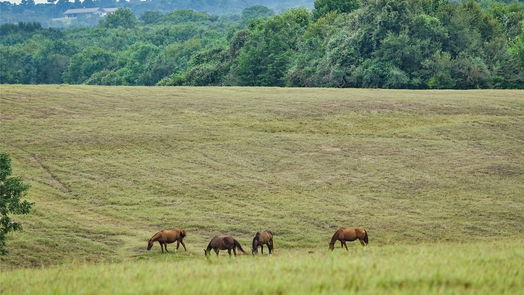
xmin=204 ymin=235 xmax=246 ymax=256
xmin=147 ymin=229 xmax=187 ymax=253
xmin=252 ymin=230 xmax=274 ymax=255
xmin=329 ymin=227 xmax=368 ymax=251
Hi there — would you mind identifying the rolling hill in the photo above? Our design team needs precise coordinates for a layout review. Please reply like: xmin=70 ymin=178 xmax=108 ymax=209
xmin=0 ymin=85 xmax=522 ymax=293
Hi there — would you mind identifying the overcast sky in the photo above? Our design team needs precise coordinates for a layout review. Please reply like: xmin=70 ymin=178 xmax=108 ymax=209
xmin=1 ymin=0 xmax=113 ymax=4
xmin=2 ymin=0 xmax=55 ymax=3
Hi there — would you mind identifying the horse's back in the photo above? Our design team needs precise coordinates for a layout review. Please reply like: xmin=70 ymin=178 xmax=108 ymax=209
xmin=340 ymin=227 xmax=366 ymax=240
xmin=210 ymin=235 xmax=235 ymax=249
xmin=351 ymin=227 xmax=366 ymax=237
xmin=160 ymin=229 xmax=184 ymax=243
xmin=222 ymin=236 xmax=235 ymax=246
xmin=258 ymin=231 xmax=273 ymax=243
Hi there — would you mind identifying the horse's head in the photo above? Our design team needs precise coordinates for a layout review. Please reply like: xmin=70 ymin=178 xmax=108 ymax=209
xmin=203 ymin=248 xmax=211 ymax=257
xmin=180 ymin=230 xmax=186 ymax=238
xmin=252 ymin=235 xmax=259 ymax=255
xmin=147 ymin=239 xmax=154 ymax=251
xmin=328 ymin=242 xmax=335 ymax=251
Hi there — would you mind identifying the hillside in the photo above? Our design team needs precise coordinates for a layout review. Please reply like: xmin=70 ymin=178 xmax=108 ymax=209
xmin=0 ymin=85 xmax=523 ymax=270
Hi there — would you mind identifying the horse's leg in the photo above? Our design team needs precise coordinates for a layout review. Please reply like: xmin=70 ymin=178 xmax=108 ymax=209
xmin=228 ymin=249 xmax=232 ymax=256
xmin=268 ymin=242 xmax=273 ymax=255
xmin=165 ymin=243 xmax=169 ymax=252
xmin=359 ymin=239 xmax=366 ymax=246
xmin=260 ymin=244 xmax=264 ymax=255
xmin=340 ymin=241 xmax=344 ymax=248
xmin=343 ymin=241 xmax=349 ymax=251
xmin=233 ymin=247 xmax=237 ymax=256
xmin=214 ymin=249 xmax=219 ymax=256
xmin=160 ymin=243 xmax=164 ymax=253
xmin=181 ymin=240 xmax=187 ymax=251
xmin=176 ymin=241 xmax=180 ymax=250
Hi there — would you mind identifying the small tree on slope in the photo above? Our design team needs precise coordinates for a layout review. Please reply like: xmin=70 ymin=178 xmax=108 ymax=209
xmin=0 ymin=153 xmax=32 ymax=255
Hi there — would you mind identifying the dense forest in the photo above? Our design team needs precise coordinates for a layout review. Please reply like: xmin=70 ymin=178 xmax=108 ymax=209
xmin=1 ymin=0 xmax=523 ymax=88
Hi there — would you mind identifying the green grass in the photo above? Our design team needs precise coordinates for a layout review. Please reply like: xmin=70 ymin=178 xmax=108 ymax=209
xmin=0 ymin=239 xmax=522 ymax=294
xmin=0 ymin=85 xmax=523 ymax=292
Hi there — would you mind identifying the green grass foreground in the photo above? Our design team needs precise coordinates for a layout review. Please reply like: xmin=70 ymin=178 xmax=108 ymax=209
xmin=1 ymin=240 xmax=522 ymax=294
xmin=0 ymin=85 xmax=523 ymax=293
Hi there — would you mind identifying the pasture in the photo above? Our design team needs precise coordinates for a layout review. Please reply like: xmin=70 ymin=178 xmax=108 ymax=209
xmin=0 ymin=85 xmax=523 ymax=293
xmin=1 ymin=240 xmax=523 ymax=294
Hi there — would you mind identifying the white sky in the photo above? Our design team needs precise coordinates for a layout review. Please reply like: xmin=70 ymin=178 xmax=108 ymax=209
xmin=1 ymin=0 xmax=113 ymax=3
xmin=2 ymin=0 xmax=61 ymax=3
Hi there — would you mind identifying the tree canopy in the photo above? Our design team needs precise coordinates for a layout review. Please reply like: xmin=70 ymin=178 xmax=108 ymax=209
xmin=0 ymin=1 xmax=522 ymax=89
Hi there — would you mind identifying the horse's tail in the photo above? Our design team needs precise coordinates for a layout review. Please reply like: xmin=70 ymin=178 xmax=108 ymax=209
xmin=363 ymin=230 xmax=369 ymax=245
xmin=234 ymin=239 xmax=246 ymax=254
xmin=329 ymin=229 xmax=339 ymax=250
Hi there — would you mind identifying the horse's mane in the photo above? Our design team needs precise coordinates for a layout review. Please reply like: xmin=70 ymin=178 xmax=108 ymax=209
xmin=149 ymin=231 xmax=161 ymax=242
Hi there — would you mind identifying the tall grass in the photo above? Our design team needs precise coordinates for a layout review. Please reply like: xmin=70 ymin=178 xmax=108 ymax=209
xmin=1 ymin=239 xmax=522 ymax=294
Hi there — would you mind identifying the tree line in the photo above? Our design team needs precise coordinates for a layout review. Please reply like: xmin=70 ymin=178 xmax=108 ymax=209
xmin=0 ymin=0 xmax=312 ymax=27
xmin=1 ymin=0 xmax=523 ymax=89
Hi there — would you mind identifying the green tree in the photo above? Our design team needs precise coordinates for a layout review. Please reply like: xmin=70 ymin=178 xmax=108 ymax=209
xmin=231 ymin=8 xmax=311 ymax=86
xmin=421 ymin=51 xmax=456 ymax=89
xmin=0 ymin=45 xmax=36 ymax=84
xmin=99 ymin=8 xmax=137 ymax=29
xmin=0 ymin=153 xmax=32 ymax=255
xmin=313 ymin=0 xmax=359 ymax=20
xmin=162 ymin=10 xmax=212 ymax=24
xmin=63 ymin=47 xmax=116 ymax=84
xmin=140 ymin=11 xmax=163 ymax=25
xmin=118 ymin=42 xmax=160 ymax=85
xmin=241 ymin=5 xmax=275 ymax=23
xmin=184 ymin=47 xmax=231 ymax=86
xmin=453 ymin=53 xmax=492 ymax=88
xmin=143 ymin=39 xmax=203 ymax=85
xmin=509 ymin=23 xmax=524 ymax=71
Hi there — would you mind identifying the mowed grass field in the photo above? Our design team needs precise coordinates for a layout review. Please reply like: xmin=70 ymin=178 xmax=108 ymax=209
xmin=0 ymin=85 xmax=523 ymax=293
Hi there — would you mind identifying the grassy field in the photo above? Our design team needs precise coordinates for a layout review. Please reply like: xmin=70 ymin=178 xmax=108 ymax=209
xmin=0 ymin=240 xmax=522 ymax=294
xmin=0 ymin=85 xmax=523 ymax=292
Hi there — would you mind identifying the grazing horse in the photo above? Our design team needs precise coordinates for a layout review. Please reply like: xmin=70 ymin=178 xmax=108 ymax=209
xmin=204 ymin=235 xmax=246 ymax=256
xmin=147 ymin=229 xmax=187 ymax=253
xmin=329 ymin=227 xmax=368 ymax=251
xmin=252 ymin=230 xmax=274 ymax=255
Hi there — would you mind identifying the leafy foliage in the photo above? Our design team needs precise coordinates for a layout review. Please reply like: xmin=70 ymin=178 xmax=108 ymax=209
xmin=99 ymin=8 xmax=137 ymax=28
xmin=0 ymin=1 xmax=523 ymax=88
xmin=313 ymin=0 xmax=359 ymax=20
xmin=0 ymin=153 xmax=32 ymax=255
